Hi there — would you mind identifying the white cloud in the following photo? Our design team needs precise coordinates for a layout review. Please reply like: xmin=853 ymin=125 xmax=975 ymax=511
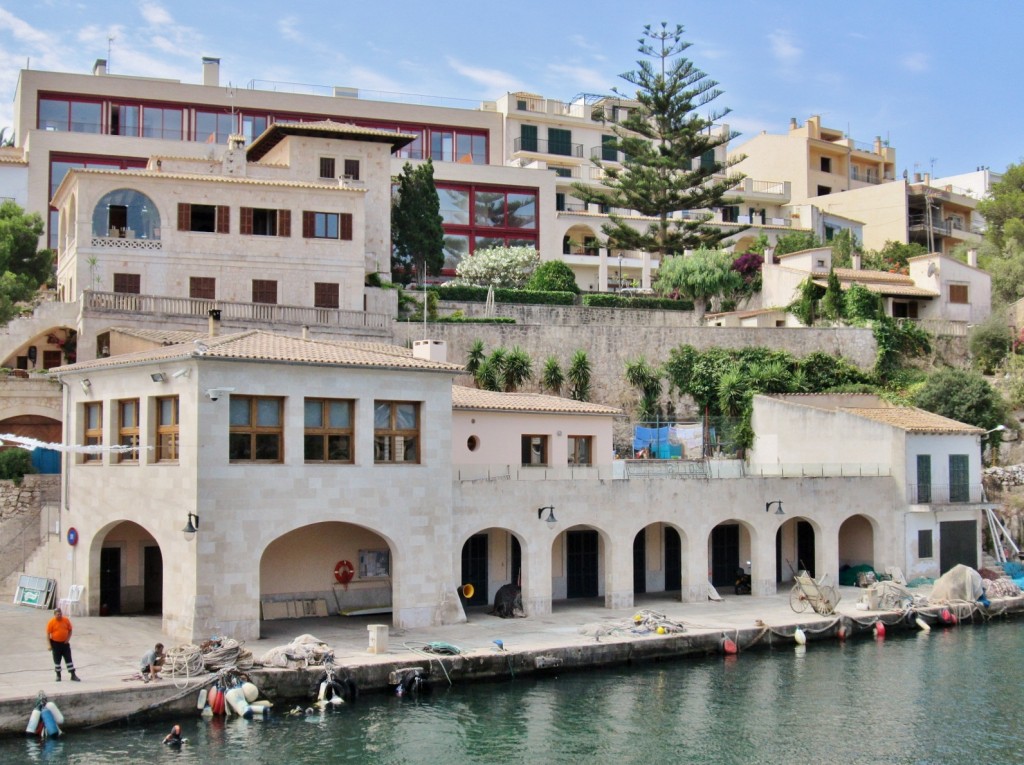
xmin=546 ymin=63 xmax=613 ymax=94
xmin=902 ymin=52 xmax=929 ymax=73
xmin=0 ymin=8 xmax=49 ymax=46
xmin=278 ymin=16 xmax=303 ymax=44
xmin=768 ymin=30 xmax=802 ymax=64
xmin=139 ymin=2 xmax=173 ymax=27
xmin=446 ymin=56 xmax=525 ymax=95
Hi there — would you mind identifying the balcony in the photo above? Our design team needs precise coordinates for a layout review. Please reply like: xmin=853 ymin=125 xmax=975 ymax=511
xmin=850 ymin=167 xmax=881 ymax=184
xmin=908 ymin=214 xmax=951 ymax=236
xmin=90 ymin=235 xmax=162 ymax=252
xmin=907 ymin=483 xmax=986 ymax=504
xmin=590 ymin=146 xmax=625 ymax=163
xmin=83 ymin=291 xmax=390 ymax=331
xmin=513 ymin=137 xmax=584 ymax=158
xmin=513 ymin=95 xmax=587 ymax=119
xmin=729 ymin=178 xmax=790 ymax=199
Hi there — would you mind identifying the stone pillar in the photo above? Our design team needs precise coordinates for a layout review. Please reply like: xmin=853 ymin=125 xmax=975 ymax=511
xmin=681 ymin=534 xmax=709 ymax=602
xmin=598 ymin=247 xmax=609 ymax=292
xmin=604 ymin=534 xmax=634 ymax=609
xmin=641 ymin=250 xmax=653 ymax=291
xmin=522 ymin=533 xmax=553 ymax=616
xmin=751 ymin=527 xmax=778 ymax=596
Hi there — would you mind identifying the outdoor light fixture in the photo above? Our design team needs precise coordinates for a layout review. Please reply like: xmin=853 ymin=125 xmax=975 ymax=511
xmin=765 ymin=500 xmax=785 ymax=515
xmin=984 ymin=424 xmax=1008 ymax=436
xmin=151 ymin=372 xmax=167 ymax=383
xmin=172 ymin=368 xmax=191 ymax=380
xmin=79 ymin=378 xmax=91 ymax=394
xmin=183 ymin=512 xmax=200 ymax=541
xmin=537 ymin=505 xmax=557 ymax=526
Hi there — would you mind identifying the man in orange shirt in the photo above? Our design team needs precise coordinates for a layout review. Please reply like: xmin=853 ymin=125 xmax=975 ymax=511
xmin=45 ymin=607 xmax=80 ymax=682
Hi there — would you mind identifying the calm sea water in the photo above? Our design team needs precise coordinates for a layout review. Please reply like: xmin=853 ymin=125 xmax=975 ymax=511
xmin=8 ymin=622 xmax=1024 ymax=765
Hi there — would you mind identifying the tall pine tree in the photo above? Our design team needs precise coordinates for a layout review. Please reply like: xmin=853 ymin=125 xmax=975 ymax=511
xmin=391 ymin=159 xmax=445 ymax=283
xmin=574 ymin=23 xmax=742 ymax=256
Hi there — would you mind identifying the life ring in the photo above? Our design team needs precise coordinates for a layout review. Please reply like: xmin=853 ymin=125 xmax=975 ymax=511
xmin=334 ymin=560 xmax=355 ymax=585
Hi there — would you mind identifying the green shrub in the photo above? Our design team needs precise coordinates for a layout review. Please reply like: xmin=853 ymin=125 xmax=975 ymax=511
xmin=0 ymin=448 xmax=36 ymax=484
xmin=582 ymin=294 xmax=694 ymax=311
xmin=526 ymin=260 xmax=580 ymax=293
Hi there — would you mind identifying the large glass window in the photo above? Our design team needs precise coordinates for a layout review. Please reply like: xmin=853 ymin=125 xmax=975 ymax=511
xmin=156 ymin=396 xmax=179 ymax=462
xmin=142 ymin=107 xmax=183 ymax=140
xmin=229 ymin=396 xmax=283 ymax=463
xmin=456 ymin=134 xmax=487 ymax=164
xmin=431 ymin=131 xmax=454 ymax=163
xmin=436 ymin=184 xmax=538 ymax=274
xmin=195 ymin=111 xmax=236 ymax=144
xmin=91 ymin=189 xmax=162 ymax=240
xmin=374 ymin=402 xmax=419 ymax=464
xmin=439 ymin=189 xmax=470 ymax=225
xmin=304 ymin=399 xmax=354 ymax=463
xmin=111 ymin=104 xmax=140 ymax=136
xmin=38 ymin=98 xmax=101 ymax=133
xmin=241 ymin=114 xmax=268 ymax=144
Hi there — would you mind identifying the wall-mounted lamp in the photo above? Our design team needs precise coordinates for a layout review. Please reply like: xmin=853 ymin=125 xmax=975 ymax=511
xmin=537 ymin=505 xmax=557 ymax=527
xmin=765 ymin=500 xmax=785 ymax=515
xmin=183 ymin=512 xmax=200 ymax=541
xmin=80 ymin=378 xmax=92 ymax=394
xmin=172 ymin=368 xmax=191 ymax=380
xmin=151 ymin=372 xmax=167 ymax=383
xmin=984 ymin=424 xmax=1008 ymax=436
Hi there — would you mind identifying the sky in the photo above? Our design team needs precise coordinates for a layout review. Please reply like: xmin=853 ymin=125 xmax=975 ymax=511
xmin=1 ymin=1 xmax=1021 ymax=178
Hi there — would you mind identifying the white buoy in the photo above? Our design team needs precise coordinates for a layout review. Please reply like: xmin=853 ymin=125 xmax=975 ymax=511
xmin=44 ymin=702 xmax=64 ymax=726
xmin=915 ymin=617 xmax=931 ymax=632
xmin=25 ymin=708 xmax=41 ymax=735
xmin=197 ymin=689 xmax=208 ymax=710
xmin=794 ymin=627 xmax=807 ymax=645
xmin=242 ymin=682 xmax=259 ymax=703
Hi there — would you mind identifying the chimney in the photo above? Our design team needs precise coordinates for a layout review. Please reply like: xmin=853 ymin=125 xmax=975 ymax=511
xmin=301 ymin=325 xmax=309 ymax=340
xmin=913 ymin=172 xmax=922 ymax=183
xmin=852 ymin=253 xmax=862 ymax=271
xmin=92 ymin=59 xmax=107 ymax=76
xmin=202 ymin=56 xmax=220 ymax=87
xmin=789 ymin=117 xmax=797 ymax=131
xmin=967 ymin=248 xmax=978 ymax=267
xmin=208 ymin=308 xmax=221 ymax=337
xmin=412 ymin=339 xmax=447 ymax=363
xmin=923 ymin=173 xmax=931 ymax=185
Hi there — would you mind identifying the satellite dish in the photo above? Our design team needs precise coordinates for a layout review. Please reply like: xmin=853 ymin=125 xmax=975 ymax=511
xmin=926 ymin=262 xmax=937 ymax=277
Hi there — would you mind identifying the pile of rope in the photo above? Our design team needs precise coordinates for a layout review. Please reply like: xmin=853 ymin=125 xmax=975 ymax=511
xmin=984 ymin=577 xmax=1022 ymax=598
xmin=579 ymin=609 xmax=686 ymax=639
xmin=259 ymin=634 xmax=335 ymax=669
xmin=201 ymin=637 xmax=254 ymax=672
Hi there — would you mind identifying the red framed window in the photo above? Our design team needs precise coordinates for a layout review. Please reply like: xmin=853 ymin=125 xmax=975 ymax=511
xmin=435 ymin=183 xmax=538 ymax=274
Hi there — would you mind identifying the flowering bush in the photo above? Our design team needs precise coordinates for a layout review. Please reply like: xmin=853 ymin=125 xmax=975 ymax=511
xmin=448 ymin=246 xmax=540 ymax=289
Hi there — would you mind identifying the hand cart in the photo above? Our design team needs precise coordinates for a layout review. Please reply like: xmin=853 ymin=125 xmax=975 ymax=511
xmin=789 ymin=570 xmax=840 ymax=616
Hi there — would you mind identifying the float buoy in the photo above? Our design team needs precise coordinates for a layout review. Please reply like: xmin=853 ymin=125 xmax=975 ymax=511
xmin=720 ymin=636 xmax=738 ymax=655
xmin=873 ymin=621 xmax=886 ymax=639
xmin=44 ymin=702 xmax=64 ymax=727
xmin=837 ymin=622 xmax=848 ymax=641
xmin=915 ymin=617 xmax=931 ymax=632
xmin=333 ymin=560 xmax=355 ymax=585
xmin=40 ymin=707 xmax=60 ymax=738
xmin=25 ymin=708 xmax=41 ymax=736
xmin=940 ymin=608 xmax=957 ymax=625
xmin=225 ymin=687 xmax=250 ymax=717
xmin=242 ymin=682 xmax=260 ymax=703
xmin=794 ymin=627 xmax=807 ymax=645
xmin=197 ymin=689 xmax=208 ymax=711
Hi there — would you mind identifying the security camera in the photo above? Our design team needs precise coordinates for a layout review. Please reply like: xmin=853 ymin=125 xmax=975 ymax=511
xmin=204 ymin=387 xmax=235 ymax=401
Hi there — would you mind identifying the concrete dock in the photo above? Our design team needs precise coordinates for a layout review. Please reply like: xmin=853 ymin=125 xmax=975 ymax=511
xmin=1 ymin=584 xmax=1019 ymax=735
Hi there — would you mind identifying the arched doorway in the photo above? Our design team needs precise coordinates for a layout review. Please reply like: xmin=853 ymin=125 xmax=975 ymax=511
xmin=95 ymin=521 xmax=162 ymax=616
xmin=838 ymin=514 xmax=875 ymax=583
xmin=632 ymin=522 xmax=684 ymax=599
xmin=776 ymin=517 xmax=817 ymax=582
xmin=460 ymin=528 xmax=522 ymax=608
xmin=260 ymin=522 xmax=394 ymax=619
xmin=709 ymin=521 xmax=752 ymax=590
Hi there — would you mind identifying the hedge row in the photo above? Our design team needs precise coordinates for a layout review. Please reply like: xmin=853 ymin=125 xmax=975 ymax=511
xmin=582 ymin=294 xmax=694 ymax=311
xmin=431 ymin=285 xmax=576 ymax=306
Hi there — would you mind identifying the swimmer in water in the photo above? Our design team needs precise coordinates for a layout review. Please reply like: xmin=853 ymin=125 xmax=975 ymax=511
xmin=163 ymin=724 xmax=184 ymax=745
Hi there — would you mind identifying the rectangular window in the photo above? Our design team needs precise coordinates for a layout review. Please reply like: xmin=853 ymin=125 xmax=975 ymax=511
xmin=252 ymin=280 xmax=278 ymax=304
xmin=117 ymin=399 xmax=139 ymax=464
xmin=555 ymin=193 xmax=565 ymax=212
xmin=816 ymin=185 xmax=832 ymax=196
xmin=918 ymin=529 xmax=934 ymax=559
xmin=241 ymin=114 xmax=268 ymax=144
xmin=190 ymin=277 xmax=216 ymax=300
xmin=568 ymin=436 xmax=592 ymax=465
xmin=916 ymin=454 xmax=931 ymax=503
xmin=177 ymin=203 xmax=229 ymax=233
xmin=302 ymin=211 xmax=352 ymax=240
xmin=241 ymin=207 xmax=281 ymax=236
xmin=721 ymin=206 xmax=739 ymax=223
xmin=319 ymin=157 xmax=336 ymax=179
xmin=83 ymin=402 xmax=102 ymax=463
xmin=314 ymin=282 xmax=339 ymax=309
xmin=700 ymin=149 xmax=715 ymax=171
xmin=949 ymin=284 xmax=969 ymax=304
xmin=521 ymin=435 xmax=548 ymax=466
xmin=111 ymin=104 xmax=139 ymax=136
xmin=304 ymin=398 xmax=354 ymax=463
xmin=229 ymin=396 xmax=283 ymax=463
xmin=430 ymin=130 xmax=454 ymax=162
xmin=520 ymin=124 xmax=538 ymax=153
xmin=455 ymin=134 xmax=486 ymax=165
xmin=949 ymin=454 xmax=969 ymax=502
xmin=601 ymin=135 xmax=618 ymax=162
xmin=38 ymin=98 xmax=102 ymax=133
xmin=820 ymin=157 xmax=832 ymax=173
xmin=548 ymin=128 xmax=572 ymax=157
xmin=156 ymin=396 xmax=179 ymax=462
xmin=43 ymin=350 xmax=62 ymax=369
xmin=195 ymin=110 xmax=236 ymax=144
xmin=142 ymin=107 xmax=183 ymax=140
xmin=343 ymin=159 xmax=360 ymax=180
xmin=113 ymin=273 xmax=141 ymax=294
xmin=374 ymin=401 xmax=419 ymax=464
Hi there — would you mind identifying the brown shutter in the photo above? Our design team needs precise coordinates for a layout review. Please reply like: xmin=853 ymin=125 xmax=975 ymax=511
xmin=177 ymin=203 xmax=190 ymax=231
xmin=278 ymin=209 xmax=291 ymax=237
xmin=302 ymin=211 xmax=314 ymax=238
xmin=340 ymin=213 xmax=353 ymax=241
xmin=240 ymin=207 xmax=253 ymax=235
xmin=216 ymin=205 xmax=230 ymax=234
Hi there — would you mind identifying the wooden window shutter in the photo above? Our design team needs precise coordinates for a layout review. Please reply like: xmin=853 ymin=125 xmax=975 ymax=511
xmin=216 ymin=205 xmax=230 ymax=234
xmin=302 ymin=211 xmax=314 ymax=238
xmin=340 ymin=213 xmax=353 ymax=241
xmin=240 ymin=207 xmax=253 ymax=235
xmin=177 ymin=203 xmax=190 ymax=231
xmin=278 ymin=209 xmax=291 ymax=237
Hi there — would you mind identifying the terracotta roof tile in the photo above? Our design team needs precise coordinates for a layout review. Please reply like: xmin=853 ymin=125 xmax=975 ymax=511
xmin=452 ymin=386 xmax=621 ymax=415
xmin=839 ymin=406 xmax=984 ymax=434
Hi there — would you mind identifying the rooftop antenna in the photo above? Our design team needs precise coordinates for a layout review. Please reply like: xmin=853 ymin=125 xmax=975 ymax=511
xmin=929 ymin=157 xmax=937 ymax=176
xmin=226 ymin=83 xmax=236 ymax=116
xmin=107 ymin=35 xmax=115 ymax=73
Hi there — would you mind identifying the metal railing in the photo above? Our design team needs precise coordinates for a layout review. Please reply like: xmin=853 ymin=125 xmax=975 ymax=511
xmin=83 ymin=291 xmax=390 ymax=330
xmin=850 ymin=168 xmax=881 ymax=184
xmin=907 ymin=483 xmax=985 ymax=504
xmin=590 ymin=146 xmax=625 ymax=163
xmin=908 ymin=215 xmax=951 ymax=235
xmin=747 ymin=463 xmax=892 ymax=478
xmin=513 ymin=137 xmax=584 ymax=158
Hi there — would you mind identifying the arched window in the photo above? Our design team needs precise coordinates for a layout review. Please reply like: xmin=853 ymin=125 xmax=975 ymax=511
xmin=92 ymin=189 xmax=161 ymax=240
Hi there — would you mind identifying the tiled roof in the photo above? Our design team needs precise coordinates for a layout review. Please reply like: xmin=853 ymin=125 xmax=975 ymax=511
xmin=810 ymin=278 xmax=939 ymax=297
xmin=839 ymin=406 xmax=984 ymax=434
xmin=55 ymin=330 xmax=464 ymax=374
xmin=814 ymin=268 xmax=914 ymax=284
xmin=705 ymin=307 xmax=785 ymax=319
xmin=452 ymin=385 xmax=621 ymax=415
xmin=106 ymin=327 xmax=210 ymax=345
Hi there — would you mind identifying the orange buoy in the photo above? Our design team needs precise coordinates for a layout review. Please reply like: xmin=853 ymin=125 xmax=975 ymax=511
xmin=721 ymin=636 xmax=738 ymax=655
xmin=940 ymin=608 xmax=957 ymax=625
xmin=837 ymin=624 xmax=848 ymax=641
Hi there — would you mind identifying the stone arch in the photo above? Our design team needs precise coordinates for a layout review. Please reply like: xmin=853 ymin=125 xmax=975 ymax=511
xmin=88 ymin=519 xmax=163 ymax=617
xmin=91 ymin=188 xmax=161 ymax=240
xmin=562 ymin=224 xmax=600 ymax=256
xmin=632 ymin=521 xmax=691 ymax=601
xmin=259 ymin=521 xmax=397 ymax=620
xmin=708 ymin=518 xmax=759 ymax=591
xmin=550 ymin=522 xmax=613 ymax=609
xmin=838 ymin=513 xmax=879 ymax=580
xmin=457 ymin=526 xmax=526 ymax=609
xmin=775 ymin=515 xmax=825 ymax=583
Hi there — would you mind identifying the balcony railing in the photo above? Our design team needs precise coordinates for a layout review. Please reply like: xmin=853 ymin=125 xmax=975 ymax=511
xmin=850 ymin=168 xmax=881 ymax=184
xmin=83 ymin=291 xmax=390 ymax=330
xmin=907 ymin=483 xmax=985 ymax=504
xmin=590 ymin=146 xmax=625 ymax=163
xmin=908 ymin=215 xmax=951 ymax=235
xmin=513 ymin=137 xmax=584 ymax=158
xmin=730 ymin=178 xmax=790 ymax=197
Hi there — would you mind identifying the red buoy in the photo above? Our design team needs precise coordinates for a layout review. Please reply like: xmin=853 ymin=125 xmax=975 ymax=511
xmin=873 ymin=621 xmax=886 ymax=639
xmin=940 ymin=608 xmax=957 ymax=625
xmin=837 ymin=624 xmax=848 ymax=641
xmin=721 ymin=637 xmax=738 ymax=655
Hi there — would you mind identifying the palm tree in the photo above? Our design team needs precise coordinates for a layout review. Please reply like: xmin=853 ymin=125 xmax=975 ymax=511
xmin=475 ymin=347 xmax=507 ymax=391
xmin=541 ymin=356 xmax=564 ymax=395
xmin=502 ymin=346 xmax=533 ymax=392
xmin=465 ymin=339 xmax=486 ymax=378
xmin=567 ymin=349 xmax=592 ymax=402
xmin=625 ymin=356 xmax=663 ymax=423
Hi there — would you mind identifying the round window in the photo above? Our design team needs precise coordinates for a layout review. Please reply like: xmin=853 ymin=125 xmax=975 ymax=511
xmin=467 ymin=435 xmax=479 ymax=452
